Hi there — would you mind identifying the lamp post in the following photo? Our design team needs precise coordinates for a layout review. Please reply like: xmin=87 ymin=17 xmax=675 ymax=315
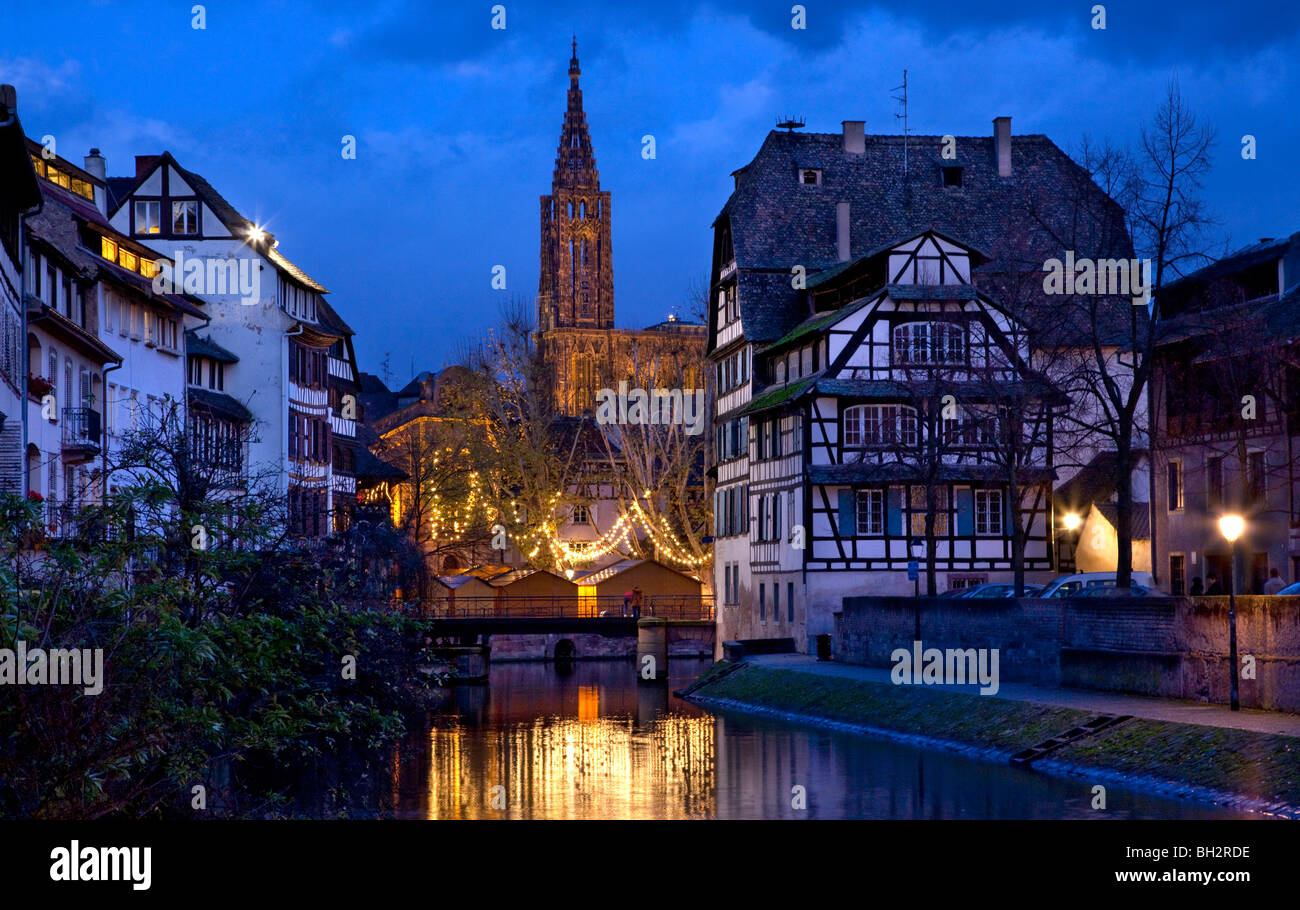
xmin=1218 ymin=514 xmax=1243 ymax=712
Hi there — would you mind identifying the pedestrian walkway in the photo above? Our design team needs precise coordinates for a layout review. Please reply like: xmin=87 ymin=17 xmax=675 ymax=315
xmin=746 ymin=653 xmax=1300 ymax=737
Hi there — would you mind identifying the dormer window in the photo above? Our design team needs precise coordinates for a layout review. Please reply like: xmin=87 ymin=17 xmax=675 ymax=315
xmin=893 ymin=321 xmax=966 ymax=366
xmin=799 ymin=168 xmax=822 ymax=186
xmin=942 ymin=166 xmax=963 ymax=188
xmin=134 ymin=201 xmax=161 ymax=235
xmin=172 ymin=201 xmax=198 ymax=235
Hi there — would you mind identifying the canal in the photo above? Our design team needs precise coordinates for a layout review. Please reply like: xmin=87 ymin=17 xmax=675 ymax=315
xmin=385 ymin=657 xmax=1255 ymax=819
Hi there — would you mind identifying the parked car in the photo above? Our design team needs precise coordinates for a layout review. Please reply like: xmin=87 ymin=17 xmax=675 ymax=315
xmin=941 ymin=582 xmax=1043 ymax=599
xmin=1039 ymin=571 xmax=1156 ymax=598
xmin=1068 ymin=583 xmax=1161 ymax=598
xmin=1271 ymin=582 xmax=1300 ymax=595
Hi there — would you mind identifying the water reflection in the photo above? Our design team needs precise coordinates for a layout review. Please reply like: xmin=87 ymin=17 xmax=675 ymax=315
xmin=390 ymin=658 xmax=1253 ymax=820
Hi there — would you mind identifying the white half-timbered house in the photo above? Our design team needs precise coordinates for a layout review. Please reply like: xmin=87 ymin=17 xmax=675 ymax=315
xmin=708 ymin=118 xmax=1135 ymax=651
xmin=741 ymin=230 xmax=1057 ymax=621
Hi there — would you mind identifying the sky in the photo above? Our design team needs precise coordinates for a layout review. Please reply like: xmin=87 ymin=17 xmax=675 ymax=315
xmin=3 ymin=1 xmax=1298 ymax=388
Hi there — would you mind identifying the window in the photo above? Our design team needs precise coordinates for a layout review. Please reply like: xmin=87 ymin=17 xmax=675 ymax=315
xmin=1207 ymin=456 xmax=1224 ymax=508
xmin=172 ymin=201 xmax=198 ymax=234
xmin=942 ymin=166 xmax=963 ymax=187
xmin=787 ymin=582 xmax=794 ymax=622
xmin=975 ymin=489 xmax=1003 ymax=536
xmin=1248 ymin=451 xmax=1266 ymax=502
xmin=856 ymin=490 xmax=884 ymax=535
xmin=1167 ymin=461 xmax=1183 ymax=511
xmin=134 ymin=200 xmax=161 ymax=234
xmin=893 ymin=321 xmax=966 ymax=366
xmin=911 ymin=485 xmax=950 ymax=537
xmin=1169 ymin=554 xmax=1186 ymax=596
xmin=188 ymin=356 xmax=203 ymax=386
xmin=843 ymin=405 xmax=918 ymax=448
xmin=773 ymin=583 xmax=780 ymax=621
xmin=759 ymin=583 xmax=766 ymax=621
xmin=800 ymin=168 xmax=821 ymax=186
xmin=572 ymin=504 xmax=590 ymax=525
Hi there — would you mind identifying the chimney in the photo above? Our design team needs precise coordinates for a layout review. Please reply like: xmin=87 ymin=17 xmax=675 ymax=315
xmin=842 ymin=120 xmax=865 ymax=155
xmin=0 ymin=84 xmax=17 ymax=121
xmin=85 ymin=148 xmax=108 ymax=215
xmin=993 ymin=116 xmax=1012 ymax=177
xmin=836 ymin=202 xmax=851 ymax=262
xmin=135 ymin=154 xmax=160 ymax=179
xmin=84 ymin=148 xmax=106 ymax=180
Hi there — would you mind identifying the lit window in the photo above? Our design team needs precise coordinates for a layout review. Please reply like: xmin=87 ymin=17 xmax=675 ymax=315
xmin=139 ymin=258 xmax=158 ymax=279
xmin=101 ymin=236 xmax=118 ymax=262
xmin=172 ymin=201 xmax=198 ymax=234
xmin=119 ymin=248 xmax=138 ymax=272
xmin=134 ymin=201 xmax=161 ymax=234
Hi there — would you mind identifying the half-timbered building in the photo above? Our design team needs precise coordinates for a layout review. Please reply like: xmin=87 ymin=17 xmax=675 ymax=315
xmin=709 ymin=117 xmax=1135 ymax=650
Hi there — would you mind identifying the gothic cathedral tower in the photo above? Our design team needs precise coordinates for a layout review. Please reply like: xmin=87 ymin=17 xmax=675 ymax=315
xmin=537 ymin=40 xmax=613 ymax=332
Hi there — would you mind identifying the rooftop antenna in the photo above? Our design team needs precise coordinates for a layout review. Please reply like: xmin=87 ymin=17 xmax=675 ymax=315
xmin=892 ymin=69 xmax=909 ymax=176
xmin=776 ymin=115 xmax=806 ymax=132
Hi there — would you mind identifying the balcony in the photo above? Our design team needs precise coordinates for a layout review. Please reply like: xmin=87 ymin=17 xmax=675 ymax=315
xmin=61 ymin=408 xmax=101 ymax=456
xmin=330 ymin=414 xmax=356 ymax=438
xmin=328 ymin=356 xmax=353 ymax=381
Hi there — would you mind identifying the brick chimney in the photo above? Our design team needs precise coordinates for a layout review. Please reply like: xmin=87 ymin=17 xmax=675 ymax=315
xmin=842 ymin=120 xmax=865 ymax=155
xmin=135 ymin=154 xmax=160 ymax=179
xmin=993 ymin=117 xmax=1012 ymax=177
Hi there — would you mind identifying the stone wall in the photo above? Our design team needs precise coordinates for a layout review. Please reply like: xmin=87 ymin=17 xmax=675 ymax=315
xmin=836 ymin=595 xmax=1300 ymax=712
xmin=488 ymin=622 xmax=715 ymax=662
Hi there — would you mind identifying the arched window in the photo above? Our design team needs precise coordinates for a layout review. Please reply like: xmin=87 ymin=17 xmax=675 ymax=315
xmin=843 ymin=404 xmax=917 ymax=447
xmin=892 ymin=321 xmax=965 ymax=365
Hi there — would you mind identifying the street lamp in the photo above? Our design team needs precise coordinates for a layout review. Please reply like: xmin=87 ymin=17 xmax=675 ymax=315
xmin=1218 ymin=514 xmax=1243 ymax=711
xmin=1062 ymin=512 xmax=1081 ymax=531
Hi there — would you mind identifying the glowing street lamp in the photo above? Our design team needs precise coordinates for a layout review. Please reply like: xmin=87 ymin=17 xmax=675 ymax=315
xmin=1218 ymin=514 xmax=1243 ymax=711
xmin=1062 ymin=512 xmax=1081 ymax=531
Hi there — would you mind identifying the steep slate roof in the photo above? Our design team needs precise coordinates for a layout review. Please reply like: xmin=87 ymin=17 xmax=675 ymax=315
xmin=716 ymin=129 xmax=1133 ymax=346
xmin=185 ymin=331 xmax=239 ymax=363
xmin=187 ymin=387 xmax=253 ymax=421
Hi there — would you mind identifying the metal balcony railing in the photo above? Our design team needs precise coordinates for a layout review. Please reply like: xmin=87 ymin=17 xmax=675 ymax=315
xmin=61 ymin=407 xmax=101 ymax=450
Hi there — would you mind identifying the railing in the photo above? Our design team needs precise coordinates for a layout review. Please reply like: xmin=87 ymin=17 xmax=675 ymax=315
xmin=428 ymin=593 xmax=715 ymax=621
xmin=327 ymin=356 xmax=353 ymax=381
xmin=44 ymin=499 xmax=115 ymax=540
xmin=330 ymin=414 xmax=356 ymax=438
xmin=61 ymin=407 xmax=101 ymax=449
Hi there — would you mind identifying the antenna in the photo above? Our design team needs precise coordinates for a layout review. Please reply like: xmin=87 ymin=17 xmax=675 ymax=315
xmin=776 ymin=115 xmax=806 ymax=132
xmin=892 ymin=69 xmax=909 ymax=176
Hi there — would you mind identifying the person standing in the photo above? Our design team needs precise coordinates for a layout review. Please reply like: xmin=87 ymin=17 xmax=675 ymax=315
xmin=1264 ymin=568 xmax=1287 ymax=595
xmin=1205 ymin=572 xmax=1224 ymax=595
xmin=1189 ymin=576 xmax=1204 ymax=596
xmin=630 ymin=587 xmax=643 ymax=619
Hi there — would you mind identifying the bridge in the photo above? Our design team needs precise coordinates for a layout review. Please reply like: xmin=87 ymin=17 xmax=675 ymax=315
xmin=418 ymin=594 xmax=716 ymax=676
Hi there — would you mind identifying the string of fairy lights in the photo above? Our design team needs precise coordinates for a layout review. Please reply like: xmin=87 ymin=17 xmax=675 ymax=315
xmin=416 ymin=474 xmax=708 ymax=571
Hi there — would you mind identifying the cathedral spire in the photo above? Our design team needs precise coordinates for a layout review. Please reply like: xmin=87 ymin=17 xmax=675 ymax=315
xmin=537 ymin=39 xmax=614 ymax=337
xmin=554 ymin=37 xmax=597 ymax=189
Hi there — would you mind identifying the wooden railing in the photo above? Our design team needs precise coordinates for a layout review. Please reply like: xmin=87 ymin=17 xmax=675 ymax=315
xmin=427 ymin=593 xmax=715 ymax=621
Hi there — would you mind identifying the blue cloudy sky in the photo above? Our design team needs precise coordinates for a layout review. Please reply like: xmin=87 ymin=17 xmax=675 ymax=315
xmin=3 ymin=1 xmax=1297 ymax=385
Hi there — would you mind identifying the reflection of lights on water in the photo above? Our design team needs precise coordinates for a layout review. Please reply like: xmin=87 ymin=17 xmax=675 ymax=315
xmin=422 ymin=708 xmax=717 ymax=820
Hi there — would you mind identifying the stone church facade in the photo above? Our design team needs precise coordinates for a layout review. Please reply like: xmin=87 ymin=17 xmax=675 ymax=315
xmin=535 ymin=42 xmax=706 ymax=416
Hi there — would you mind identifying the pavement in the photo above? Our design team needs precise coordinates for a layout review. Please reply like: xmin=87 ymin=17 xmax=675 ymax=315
xmin=745 ymin=653 xmax=1300 ymax=738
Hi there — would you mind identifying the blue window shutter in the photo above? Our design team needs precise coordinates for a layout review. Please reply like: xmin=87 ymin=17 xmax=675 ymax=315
xmin=838 ymin=489 xmax=855 ymax=536
xmin=1003 ymin=490 xmax=1014 ymax=535
xmin=887 ymin=487 xmax=903 ymax=535
xmin=956 ymin=488 xmax=974 ymax=535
